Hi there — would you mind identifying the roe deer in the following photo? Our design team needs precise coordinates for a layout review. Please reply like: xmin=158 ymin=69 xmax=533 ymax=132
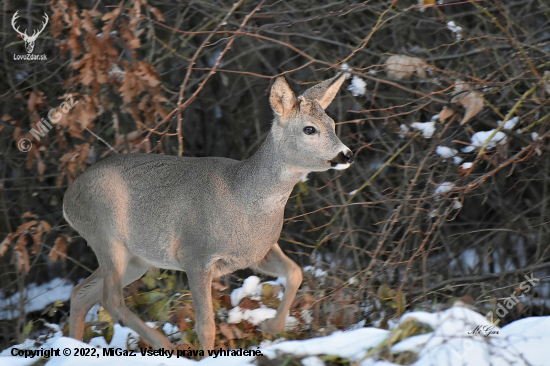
xmin=64 ymin=73 xmax=354 ymax=351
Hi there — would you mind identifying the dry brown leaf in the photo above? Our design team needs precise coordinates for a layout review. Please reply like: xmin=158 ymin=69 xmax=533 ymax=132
xmin=40 ymin=220 xmax=52 ymax=233
xmin=38 ymin=158 xmax=46 ymax=182
xmin=101 ymin=9 xmax=120 ymax=22
xmin=13 ymin=126 xmax=22 ymax=143
xmin=68 ymin=7 xmax=82 ymax=37
xmin=439 ymin=107 xmax=456 ymax=123
xmin=177 ymin=317 xmax=187 ymax=333
xmin=417 ymin=0 xmax=435 ymax=12
xmin=81 ymin=11 xmax=96 ymax=34
xmin=120 ymin=69 xmax=139 ymax=105
xmin=0 ymin=241 xmax=9 ymax=257
xmin=73 ymin=98 xmax=97 ymax=131
xmin=138 ymin=95 xmax=151 ymax=111
xmin=219 ymin=294 xmax=232 ymax=309
xmin=458 ymin=90 xmax=483 ymax=125
xmin=15 ymin=221 xmax=38 ymax=236
xmin=14 ymin=243 xmax=30 ymax=274
xmin=238 ymin=297 xmax=260 ymax=310
xmin=451 ymin=81 xmax=484 ymax=125
xmin=27 ymin=91 xmax=44 ymax=113
xmin=89 ymin=9 xmax=102 ymax=17
xmin=150 ymin=7 xmax=165 ymax=22
xmin=50 ymin=6 xmax=64 ymax=38
xmin=102 ymin=8 xmax=122 ymax=36
xmin=32 ymin=220 xmax=50 ymax=253
xmin=94 ymin=60 xmax=108 ymax=84
xmin=0 ymin=233 xmax=16 ymax=257
xmin=386 ymin=55 xmax=428 ymax=80
xmin=128 ymin=38 xmax=141 ymax=50
xmin=15 ymin=234 xmax=28 ymax=252
xmin=70 ymin=55 xmax=88 ymax=71
xmin=31 ymin=231 xmax=43 ymax=254
xmin=48 ymin=236 xmax=67 ymax=263
xmin=67 ymin=32 xmax=82 ymax=55
xmin=135 ymin=62 xmax=161 ymax=88
xmin=80 ymin=58 xmax=95 ymax=86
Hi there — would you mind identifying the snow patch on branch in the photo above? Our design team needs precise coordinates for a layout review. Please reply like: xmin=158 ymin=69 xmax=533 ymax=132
xmin=447 ymin=21 xmax=463 ymax=40
xmin=436 ymin=146 xmax=458 ymax=159
xmin=348 ymin=75 xmax=366 ymax=96
xmin=411 ymin=122 xmax=436 ymax=138
xmin=435 ymin=182 xmax=455 ymax=195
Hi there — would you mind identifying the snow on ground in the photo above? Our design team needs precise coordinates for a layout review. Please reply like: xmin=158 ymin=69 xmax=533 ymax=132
xmin=226 ymin=276 xmax=297 ymax=327
xmin=230 ymin=276 xmax=262 ymax=307
xmin=227 ymin=305 xmax=297 ymax=327
xmin=3 ymin=277 xmax=550 ymax=365
xmin=0 ymin=278 xmax=73 ymax=320
xmin=2 ymin=304 xmax=550 ymax=365
xmin=401 ymin=306 xmax=550 ymax=366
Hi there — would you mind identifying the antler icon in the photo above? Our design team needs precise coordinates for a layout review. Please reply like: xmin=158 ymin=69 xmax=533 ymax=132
xmin=12 ymin=11 xmax=49 ymax=53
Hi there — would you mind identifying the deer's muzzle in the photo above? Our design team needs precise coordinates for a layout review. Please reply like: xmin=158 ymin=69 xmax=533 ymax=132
xmin=329 ymin=150 xmax=354 ymax=167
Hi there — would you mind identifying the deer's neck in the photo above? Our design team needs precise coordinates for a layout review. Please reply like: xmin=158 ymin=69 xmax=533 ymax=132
xmin=236 ymin=131 xmax=305 ymax=206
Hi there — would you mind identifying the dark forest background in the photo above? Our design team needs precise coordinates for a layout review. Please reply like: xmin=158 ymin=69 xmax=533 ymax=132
xmin=1 ymin=0 xmax=549 ymax=354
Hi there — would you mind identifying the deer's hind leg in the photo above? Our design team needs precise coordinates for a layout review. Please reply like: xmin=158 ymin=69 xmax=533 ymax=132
xmin=70 ymin=268 xmax=103 ymax=340
xmin=98 ymin=239 xmax=173 ymax=350
xmin=251 ymin=244 xmax=302 ymax=334
xmin=70 ymin=242 xmax=160 ymax=344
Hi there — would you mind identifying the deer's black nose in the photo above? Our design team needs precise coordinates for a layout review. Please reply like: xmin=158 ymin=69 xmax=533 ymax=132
xmin=343 ymin=150 xmax=354 ymax=164
xmin=330 ymin=150 xmax=354 ymax=166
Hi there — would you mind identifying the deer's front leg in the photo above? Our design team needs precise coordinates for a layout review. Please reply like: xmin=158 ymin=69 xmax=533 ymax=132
xmin=252 ymin=244 xmax=302 ymax=334
xmin=187 ymin=269 xmax=215 ymax=351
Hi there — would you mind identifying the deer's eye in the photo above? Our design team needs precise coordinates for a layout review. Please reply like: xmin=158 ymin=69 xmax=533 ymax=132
xmin=303 ymin=126 xmax=316 ymax=135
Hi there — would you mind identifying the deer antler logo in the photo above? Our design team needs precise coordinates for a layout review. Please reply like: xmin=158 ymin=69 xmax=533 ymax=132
xmin=11 ymin=11 xmax=49 ymax=54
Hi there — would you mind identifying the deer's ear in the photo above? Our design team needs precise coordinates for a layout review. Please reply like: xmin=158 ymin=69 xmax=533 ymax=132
xmin=301 ymin=73 xmax=346 ymax=109
xmin=270 ymin=76 xmax=297 ymax=117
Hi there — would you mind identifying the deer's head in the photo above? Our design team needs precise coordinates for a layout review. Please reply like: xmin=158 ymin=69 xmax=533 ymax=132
xmin=269 ymin=73 xmax=354 ymax=173
xmin=12 ymin=11 xmax=49 ymax=54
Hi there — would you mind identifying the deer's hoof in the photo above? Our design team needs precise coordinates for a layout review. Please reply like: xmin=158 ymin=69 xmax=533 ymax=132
xmin=258 ymin=318 xmax=284 ymax=334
